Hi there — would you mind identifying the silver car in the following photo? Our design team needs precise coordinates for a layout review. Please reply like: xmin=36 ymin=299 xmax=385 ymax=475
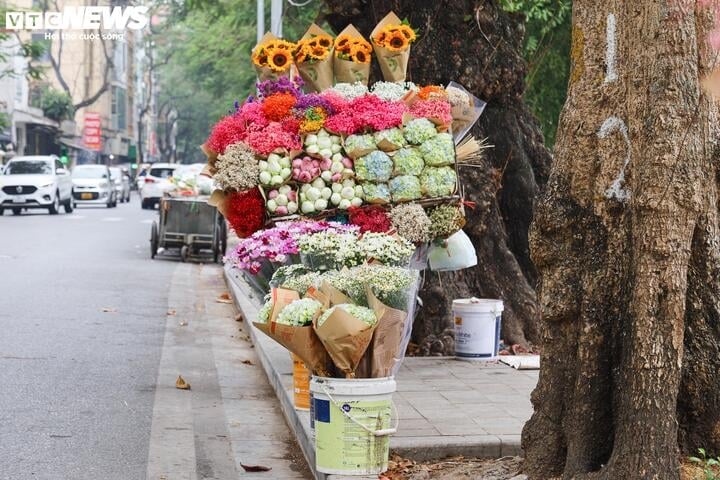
xmin=72 ymin=165 xmax=117 ymax=208
xmin=109 ymin=167 xmax=131 ymax=203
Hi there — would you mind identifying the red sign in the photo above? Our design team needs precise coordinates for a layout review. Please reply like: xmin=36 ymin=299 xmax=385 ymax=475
xmin=83 ymin=112 xmax=102 ymax=151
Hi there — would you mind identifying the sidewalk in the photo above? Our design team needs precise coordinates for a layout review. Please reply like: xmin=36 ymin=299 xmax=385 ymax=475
xmin=225 ymin=265 xmax=537 ymax=479
xmin=146 ymin=263 xmax=310 ymax=480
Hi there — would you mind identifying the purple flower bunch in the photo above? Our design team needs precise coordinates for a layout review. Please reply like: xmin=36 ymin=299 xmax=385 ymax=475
xmin=256 ymin=77 xmax=304 ymax=99
xmin=294 ymin=93 xmax=336 ymax=116
xmin=227 ymin=220 xmax=358 ymax=274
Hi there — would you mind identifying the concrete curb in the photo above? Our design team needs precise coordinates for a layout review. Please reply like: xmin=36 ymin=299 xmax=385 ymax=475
xmin=224 ymin=265 xmax=521 ymax=479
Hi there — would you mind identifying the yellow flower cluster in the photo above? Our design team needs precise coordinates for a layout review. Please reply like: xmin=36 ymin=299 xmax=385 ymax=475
xmin=372 ymin=24 xmax=416 ymax=52
xmin=294 ymin=34 xmax=333 ymax=64
xmin=252 ymin=39 xmax=296 ymax=72
xmin=334 ymin=35 xmax=372 ymax=64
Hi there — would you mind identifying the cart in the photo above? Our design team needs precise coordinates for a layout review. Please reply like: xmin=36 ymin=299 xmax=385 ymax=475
xmin=150 ymin=195 xmax=227 ymax=262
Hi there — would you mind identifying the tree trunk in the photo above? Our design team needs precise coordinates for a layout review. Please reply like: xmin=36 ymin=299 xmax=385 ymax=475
xmin=522 ymin=2 xmax=720 ymax=478
xmin=323 ymin=0 xmax=552 ymax=352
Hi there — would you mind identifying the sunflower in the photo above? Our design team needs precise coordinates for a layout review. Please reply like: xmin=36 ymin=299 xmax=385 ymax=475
xmin=373 ymin=31 xmax=387 ymax=45
xmin=316 ymin=34 xmax=333 ymax=48
xmin=252 ymin=49 xmax=268 ymax=67
xmin=350 ymin=44 xmax=371 ymax=64
xmin=267 ymin=47 xmax=292 ymax=71
xmin=399 ymin=25 xmax=416 ymax=42
xmin=386 ymin=31 xmax=409 ymax=52
xmin=335 ymin=34 xmax=352 ymax=53
xmin=351 ymin=39 xmax=372 ymax=53
xmin=311 ymin=46 xmax=328 ymax=60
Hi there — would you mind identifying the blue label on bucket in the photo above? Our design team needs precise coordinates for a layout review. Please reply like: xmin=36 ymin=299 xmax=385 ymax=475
xmin=315 ymin=398 xmax=330 ymax=423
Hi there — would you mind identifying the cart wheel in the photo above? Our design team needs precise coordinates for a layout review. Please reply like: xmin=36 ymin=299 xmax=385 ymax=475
xmin=150 ymin=221 xmax=159 ymax=259
xmin=219 ymin=220 xmax=228 ymax=256
xmin=180 ymin=245 xmax=189 ymax=263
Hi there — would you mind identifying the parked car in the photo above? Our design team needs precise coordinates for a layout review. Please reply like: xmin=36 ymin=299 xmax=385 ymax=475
xmin=109 ymin=167 xmax=131 ymax=203
xmin=135 ymin=165 xmax=149 ymax=190
xmin=139 ymin=163 xmax=178 ymax=209
xmin=72 ymin=165 xmax=117 ymax=208
xmin=0 ymin=155 xmax=74 ymax=215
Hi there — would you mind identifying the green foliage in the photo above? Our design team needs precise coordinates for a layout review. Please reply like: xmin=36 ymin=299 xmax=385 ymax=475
xmin=0 ymin=6 xmax=48 ymax=80
xmin=500 ymin=0 xmax=571 ymax=148
xmin=0 ymin=111 xmax=9 ymax=130
xmin=34 ymin=86 xmax=74 ymax=121
xmin=690 ymin=448 xmax=720 ymax=480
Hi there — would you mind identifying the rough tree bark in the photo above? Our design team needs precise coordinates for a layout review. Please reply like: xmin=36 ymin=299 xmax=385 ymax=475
xmin=522 ymin=1 xmax=720 ymax=478
xmin=323 ymin=0 xmax=552 ymax=352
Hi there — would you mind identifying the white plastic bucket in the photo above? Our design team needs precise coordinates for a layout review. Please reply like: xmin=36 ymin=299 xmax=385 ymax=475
xmin=452 ymin=298 xmax=504 ymax=360
xmin=310 ymin=376 xmax=397 ymax=475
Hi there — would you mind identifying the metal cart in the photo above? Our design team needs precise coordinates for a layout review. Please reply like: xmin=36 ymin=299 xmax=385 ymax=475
xmin=150 ymin=195 xmax=227 ymax=262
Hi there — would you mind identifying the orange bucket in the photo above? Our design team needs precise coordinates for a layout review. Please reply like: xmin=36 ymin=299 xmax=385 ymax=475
xmin=292 ymin=354 xmax=311 ymax=410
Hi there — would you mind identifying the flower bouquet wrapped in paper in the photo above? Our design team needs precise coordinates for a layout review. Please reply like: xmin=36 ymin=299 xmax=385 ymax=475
xmin=252 ymin=32 xmax=295 ymax=82
xmin=312 ymin=282 xmax=385 ymax=377
xmin=446 ymin=81 xmax=487 ymax=143
xmin=333 ymin=25 xmax=372 ymax=85
xmin=371 ymin=12 xmax=416 ymax=82
xmin=253 ymin=287 xmax=334 ymax=376
xmin=294 ymin=24 xmax=334 ymax=93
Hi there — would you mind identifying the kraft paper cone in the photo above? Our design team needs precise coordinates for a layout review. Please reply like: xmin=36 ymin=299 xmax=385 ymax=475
xmin=253 ymin=288 xmax=333 ymax=376
xmin=333 ymin=24 xmax=371 ymax=85
xmin=314 ymin=305 xmax=378 ymax=377
xmin=370 ymin=12 xmax=411 ymax=82
xmin=253 ymin=31 xmax=292 ymax=82
xmin=297 ymin=24 xmax=334 ymax=92
xmin=367 ymin=288 xmax=407 ymax=378
xmin=201 ymin=143 xmax=218 ymax=173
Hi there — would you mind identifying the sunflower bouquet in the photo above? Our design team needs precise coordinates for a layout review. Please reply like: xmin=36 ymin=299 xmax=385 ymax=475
xmin=333 ymin=24 xmax=372 ymax=85
xmin=294 ymin=24 xmax=334 ymax=93
xmin=252 ymin=32 xmax=296 ymax=81
xmin=371 ymin=12 xmax=416 ymax=82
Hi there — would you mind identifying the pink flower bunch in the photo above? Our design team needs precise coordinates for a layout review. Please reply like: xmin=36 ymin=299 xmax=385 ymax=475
xmin=325 ymin=95 xmax=407 ymax=135
xmin=228 ymin=220 xmax=358 ymax=273
xmin=409 ymin=99 xmax=452 ymax=125
xmin=207 ymin=115 xmax=247 ymax=154
xmin=245 ymin=122 xmax=302 ymax=155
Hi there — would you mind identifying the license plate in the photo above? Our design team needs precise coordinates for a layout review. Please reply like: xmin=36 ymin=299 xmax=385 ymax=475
xmin=81 ymin=193 xmax=93 ymax=200
xmin=12 ymin=196 xmax=25 ymax=203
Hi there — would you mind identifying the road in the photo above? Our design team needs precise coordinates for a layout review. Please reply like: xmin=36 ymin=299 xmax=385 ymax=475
xmin=0 ymin=195 xmax=308 ymax=480
xmin=0 ymin=196 xmax=173 ymax=479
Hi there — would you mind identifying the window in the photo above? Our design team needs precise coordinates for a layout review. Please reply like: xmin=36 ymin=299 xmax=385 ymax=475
xmin=55 ymin=159 xmax=64 ymax=172
xmin=113 ymin=40 xmax=127 ymax=82
xmin=31 ymin=33 xmax=51 ymax=63
xmin=111 ymin=86 xmax=127 ymax=130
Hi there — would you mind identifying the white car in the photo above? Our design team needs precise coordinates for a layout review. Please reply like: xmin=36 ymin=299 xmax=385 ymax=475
xmin=0 ymin=155 xmax=74 ymax=215
xmin=72 ymin=165 xmax=117 ymax=208
xmin=109 ymin=167 xmax=131 ymax=203
xmin=140 ymin=163 xmax=178 ymax=209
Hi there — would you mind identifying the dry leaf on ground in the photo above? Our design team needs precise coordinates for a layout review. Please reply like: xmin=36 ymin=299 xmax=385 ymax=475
xmin=240 ymin=464 xmax=271 ymax=472
xmin=175 ymin=375 xmax=191 ymax=390
xmin=216 ymin=292 xmax=233 ymax=304
xmin=241 ymin=359 xmax=255 ymax=366
xmin=235 ymin=314 xmax=244 ymax=322
xmin=101 ymin=307 xmax=117 ymax=313
xmin=167 ymin=309 xmax=176 ymax=316
xmin=179 ymin=321 xmax=188 ymax=326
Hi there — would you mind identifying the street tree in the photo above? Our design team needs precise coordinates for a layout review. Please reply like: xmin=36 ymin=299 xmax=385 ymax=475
xmin=323 ymin=0 xmax=552 ymax=352
xmin=522 ymin=1 xmax=720 ymax=478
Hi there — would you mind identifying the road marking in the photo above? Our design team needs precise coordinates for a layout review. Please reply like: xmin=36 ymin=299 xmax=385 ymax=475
xmin=101 ymin=217 xmax=124 ymax=222
xmin=63 ymin=215 xmax=86 ymax=220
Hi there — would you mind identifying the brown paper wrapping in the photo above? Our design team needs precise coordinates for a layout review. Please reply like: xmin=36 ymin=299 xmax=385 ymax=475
xmin=370 ymin=12 xmax=411 ymax=82
xmin=333 ymin=24 xmax=371 ymax=85
xmin=253 ymin=31 xmax=293 ymax=82
xmin=297 ymin=24 xmax=334 ymax=93
xmin=313 ymin=282 xmax=385 ymax=377
xmin=201 ymin=143 xmax=218 ymax=174
xmin=366 ymin=288 xmax=408 ymax=378
xmin=252 ymin=288 xmax=334 ymax=376
xmin=208 ymin=189 xmax=228 ymax=217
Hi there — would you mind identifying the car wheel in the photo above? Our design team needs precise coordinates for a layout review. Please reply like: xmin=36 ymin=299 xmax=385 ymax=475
xmin=12 ymin=208 xmax=21 ymax=215
xmin=64 ymin=196 xmax=74 ymax=213
xmin=150 ymin=221 xmax=159 ymax=259
xmin=0 ymin=207 xmax=3 ymax=216
xmin=48 ymin=193 xmax=60 ymax=214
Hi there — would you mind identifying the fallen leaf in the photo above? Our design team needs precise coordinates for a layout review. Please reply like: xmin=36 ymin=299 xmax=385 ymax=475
xmin=179 ymin=321 xmax=188 ymax=327
xmin=235 ymin=314 xmax=244 ymax=322
xmin=101 ymin=307 xmax=117 ymax=313
xmin=241 ymin=359 xmax=255 ymax=366
xmin=175 ymin=375 xmax=191 ymax=390
xmin=216 ymin=292 xmax=233 ymax=304
xmin=167 ymin=309 xmax=176 ymax=316
xmin=240 ymin=464 xmax=271 ymax=472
